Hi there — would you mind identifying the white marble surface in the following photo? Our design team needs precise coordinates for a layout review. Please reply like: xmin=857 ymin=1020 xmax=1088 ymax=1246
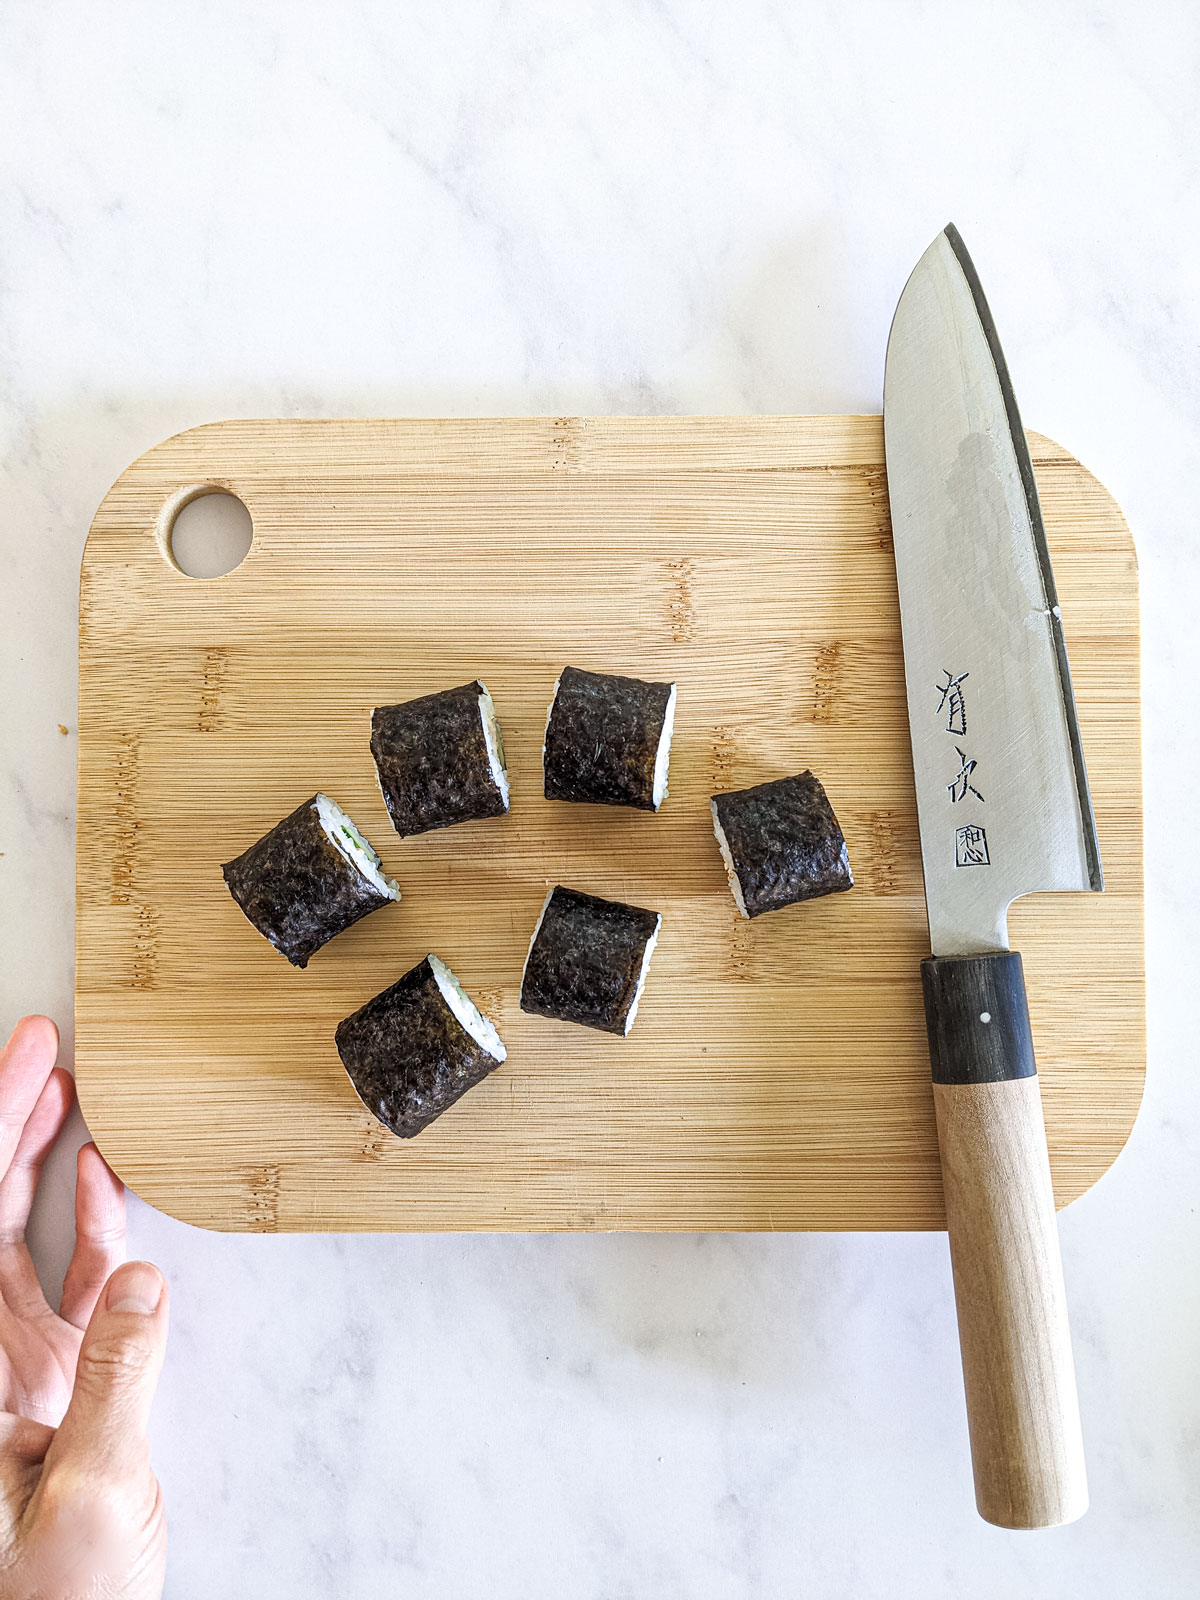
xmin=2 ymin=2 xmax=1197 ymax=1594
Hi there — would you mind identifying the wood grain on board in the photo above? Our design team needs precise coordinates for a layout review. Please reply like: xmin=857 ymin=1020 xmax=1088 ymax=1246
xmin=75 ymin=417 xmax=1143 ymax=1232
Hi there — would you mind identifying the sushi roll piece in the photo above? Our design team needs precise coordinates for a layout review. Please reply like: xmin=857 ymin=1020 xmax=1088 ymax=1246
xmin=336 ymin=954 xmax=506 ymax=1138
xmin=222 ymin=793 xmax=400 ymax=968
xmin=710 ymin=771 xmax=853 ymax=919
xmin=371 ymin=680 xmax=509 ymax=837
xmin=542 ymin=666 xmax=676 ymax=812
xmin=520 ymin=885 xmax=661 ymax=1036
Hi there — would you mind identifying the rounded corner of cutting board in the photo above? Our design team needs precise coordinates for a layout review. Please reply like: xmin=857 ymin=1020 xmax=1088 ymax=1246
xmin=89 ymin=419 xmax=237 ymax=509
xmin=1052 ymin=1050 xmax=1147 ymax=1214
xmin=1029 ymin=430 xmax=1140 ymax=572
xmin=69 ymin=1063 xmax=229 ymax=1232
xmin=67 ymin=1122 xmax=223 ymax=1234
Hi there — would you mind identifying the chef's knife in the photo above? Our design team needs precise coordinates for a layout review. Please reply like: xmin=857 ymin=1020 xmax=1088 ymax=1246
xmin=883 ymin=225 xmax=1102 ymax=1529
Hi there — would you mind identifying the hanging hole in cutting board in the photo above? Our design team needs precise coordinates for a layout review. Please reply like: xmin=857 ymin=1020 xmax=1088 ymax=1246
xmin=161 ymin=486 xmax=253 ymax=578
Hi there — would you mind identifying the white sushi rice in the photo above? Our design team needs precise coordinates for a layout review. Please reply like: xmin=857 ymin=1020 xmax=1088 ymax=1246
xmin=541 ymin=675 xmax=561 ymax=767
xmin=429 ymin=953 xmax=507 ymax=1062
xmin=477 ymin=682 xmax=510 ymax=809
xmin=710 ymin=799 xmax=749 ymax=920
xmin=623 ymin=913 xmax=662 ymax=1035
xmin=650 ymin=683 xmax=677 ymax=811
xmin=521 ymin=887 xmax=556 ymax=990
xmin=315 ymin=793 xmax=400 ymax=901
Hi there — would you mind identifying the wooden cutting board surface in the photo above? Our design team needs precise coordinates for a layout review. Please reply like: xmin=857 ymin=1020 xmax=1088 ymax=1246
xmin=75 ymin=416 xmax=1143 ymax=1232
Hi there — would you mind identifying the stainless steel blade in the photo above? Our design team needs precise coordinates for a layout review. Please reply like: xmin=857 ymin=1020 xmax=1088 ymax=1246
xmin=883 ymin=226 xmax=1101 ymax=956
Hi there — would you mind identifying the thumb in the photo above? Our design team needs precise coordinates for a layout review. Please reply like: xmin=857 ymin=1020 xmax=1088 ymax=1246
xmin=49 ymin=1262 xmax=169 ymax=1483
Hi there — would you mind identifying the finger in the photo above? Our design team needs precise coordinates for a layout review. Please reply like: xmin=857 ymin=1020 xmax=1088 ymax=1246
xmin=0 ymin=1017 xmax=59 ymax=1184
xmin=0 ymin=1412 xmax=56 ymax=1463
xmin=43 ymin=1262 xmax=169 ymax=1489
xmin=0 ymin=1066 xmax=75 ymax=1318
xmin=58 ymin=1143 xmax=126 ymax=1331
xmin=0 ymin=1067 xmax=75 ymax=1245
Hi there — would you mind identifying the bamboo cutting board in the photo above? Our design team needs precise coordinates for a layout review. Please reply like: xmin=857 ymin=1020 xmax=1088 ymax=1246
xmin=75 ymin=417 xmax=1143 ymax=1232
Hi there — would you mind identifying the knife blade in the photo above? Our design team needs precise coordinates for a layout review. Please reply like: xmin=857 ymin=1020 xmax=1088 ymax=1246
xmin=883 ymin=225 xmax=1102 ymax=1529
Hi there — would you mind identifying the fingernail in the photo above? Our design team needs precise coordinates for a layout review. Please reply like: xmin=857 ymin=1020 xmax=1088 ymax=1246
xmin=106 ymin=1262 xmax=162 ymax=1316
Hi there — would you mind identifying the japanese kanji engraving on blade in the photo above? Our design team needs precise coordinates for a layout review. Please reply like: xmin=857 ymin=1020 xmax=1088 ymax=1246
xmin=883 ymin=225 xmax=1102 ymax=956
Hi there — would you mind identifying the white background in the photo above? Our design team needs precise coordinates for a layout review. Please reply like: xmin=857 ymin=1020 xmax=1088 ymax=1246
xmin=2 ymin=3 xmax=1196 ymax=1595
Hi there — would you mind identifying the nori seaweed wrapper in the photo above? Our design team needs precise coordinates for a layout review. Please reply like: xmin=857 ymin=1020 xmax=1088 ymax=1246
xmin=520 ymin=885 xmax=661 ymax=1035
xmin=221 ymin=795 xmax=396 ymax=968
xmin=543 ymin=666 xmax=674 ymax=811
xmin=371 ymin=680 xmax=508 ymax=837
xmin=711 ymin=772 xmax=854 ymax=919
xmin=336 ymin=957 xmax=502 ymax=1138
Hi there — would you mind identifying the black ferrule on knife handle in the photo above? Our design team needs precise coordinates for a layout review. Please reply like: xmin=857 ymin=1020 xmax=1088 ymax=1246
xmin=922 ymin=951 xmax=1037 ymax=1085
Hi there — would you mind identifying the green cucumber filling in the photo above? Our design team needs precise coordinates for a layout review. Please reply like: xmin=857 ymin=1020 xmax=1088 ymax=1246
xmin=315 ymin=793 xmax=399 ymax=901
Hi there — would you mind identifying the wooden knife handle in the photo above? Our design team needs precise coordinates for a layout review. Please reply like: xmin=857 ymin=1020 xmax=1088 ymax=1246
xmin=922 ymin=951 xmax=1088 ymax=1529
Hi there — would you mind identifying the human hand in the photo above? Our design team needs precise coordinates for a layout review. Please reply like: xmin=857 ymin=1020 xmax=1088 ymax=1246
xmin=0 ymin=1017 xmax=168 ymax=1600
